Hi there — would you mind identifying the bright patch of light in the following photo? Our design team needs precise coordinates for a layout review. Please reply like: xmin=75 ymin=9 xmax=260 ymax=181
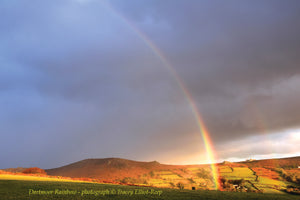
xmin=287 ymin=129 xmax=300 ymax=142
xmin=217 ymin=128 xmax=300 ymax=163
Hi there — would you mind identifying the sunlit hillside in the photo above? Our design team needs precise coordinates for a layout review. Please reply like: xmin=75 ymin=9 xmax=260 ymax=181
xmin=43 ymin=157 xmax=300 ymax=193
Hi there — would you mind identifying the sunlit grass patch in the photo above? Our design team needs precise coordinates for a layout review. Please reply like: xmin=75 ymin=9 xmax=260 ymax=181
xmin=0 ymin=174 xmax=88 ymax=183
xmin=160 ymin=174 xmax=182 ymax=180
xmin=219 ymin=166 xmax=232 ymax=173
xmin=1 ymin=179 xmax=299 ymax=200
xmin=156 ymin=170 xmax=173 ymax=175
xmin=221 ymin=167 xmax=256 ymax=181
xmin=147 ymin=178 xmax=171 ymax=187
xmin=257 ymin=177 xmax=287 ymax=187
xmin=155 ymin=171 xmax=182 ymax=180
xmin=187 ymin=167 xmax=201 ymax=172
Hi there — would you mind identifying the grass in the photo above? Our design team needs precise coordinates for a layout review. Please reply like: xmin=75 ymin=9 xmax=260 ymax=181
xmin=0 ymin=174 xmax=88 ymax=183
xmin=2 ymin=166 xmax=299 ymax=199
xmin=255 ymin=177 xmax=289 ymax=192
xmin=219 ymin=166 xmax=299 ymax=194
xmin=159 ymin=174 xmax=182 ymax=180
xmin=222 ymin=167 xmax=255 ymax=180
xmin=138 ymin=169 xmax=216 ymax=190
xmin=258 ymin=177 xmax=287 ymax=187
xmin=219 ymin=166 xmax=233 ymax=173
xmin=1 ymin=179 xmax=299 ymax=200
xmin=156 ymin=171 xmax=182 ymax=180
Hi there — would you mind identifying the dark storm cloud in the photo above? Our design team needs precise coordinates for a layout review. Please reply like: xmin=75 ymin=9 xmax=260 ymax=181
xmin=112 ymin=0 xmax=300 ymax=140
xmin=1 ymin=0 xmax=300 ymax=168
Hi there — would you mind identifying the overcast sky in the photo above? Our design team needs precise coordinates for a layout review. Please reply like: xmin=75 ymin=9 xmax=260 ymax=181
xmin=1 ymin=0 xmax=300 ymax=169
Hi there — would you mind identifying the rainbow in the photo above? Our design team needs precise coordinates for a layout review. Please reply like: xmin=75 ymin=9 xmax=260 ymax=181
xmin=105 ymin=2 xmax=220 ymax=190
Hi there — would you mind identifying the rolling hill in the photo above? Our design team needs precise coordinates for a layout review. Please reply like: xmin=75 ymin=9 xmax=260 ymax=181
xmin=44 ymin=156 xmax=300 ymax=192
xmin=241 ymin=156 xmax=300 ymax=168
xmin=46 ymin=158 xmax=185 ymax=182
xmin=45 ymin=158 xmax=217 ymax=188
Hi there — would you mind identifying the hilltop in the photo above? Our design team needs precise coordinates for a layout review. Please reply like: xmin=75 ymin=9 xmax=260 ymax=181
xmin=241 ymin=156 xmax=300 ymax=169
xmin=2 ymin=156 xmax=299 ymax=193
xmin=46 ymin=158 xmax=170 ymax=181
xmin=44 ymin=156 xmax=300 ymax=192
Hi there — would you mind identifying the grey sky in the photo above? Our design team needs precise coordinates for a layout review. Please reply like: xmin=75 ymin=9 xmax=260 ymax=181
xmin=1 ymin=0 xmax=300 ymax=168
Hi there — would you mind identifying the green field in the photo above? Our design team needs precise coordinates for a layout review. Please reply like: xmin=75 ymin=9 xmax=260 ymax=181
xmin=221 ymin=167 xmax=255 ymax=181
xmin=219 ymin=166 xmax=299 ymax=194
xmin=1 ymin=179 xmax=299 ymax=200
xmin=0 ymin=174 xmax=87 ymax=183
xmin=136 ymin=168 xmax=215 ymax=189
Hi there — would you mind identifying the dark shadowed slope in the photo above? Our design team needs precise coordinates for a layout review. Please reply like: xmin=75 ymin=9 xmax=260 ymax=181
xmin=241 ymin=156 xmax=300 ymax=169
xmin=45 ymin=156 xmax=300 ymax=182
xmin=45 ymin=158 xmax=178 ymax=181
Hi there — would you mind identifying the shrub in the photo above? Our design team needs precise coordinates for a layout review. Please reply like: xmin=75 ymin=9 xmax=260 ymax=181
xmin=197 ymin=168 xmax=212 ymax=180
xmin=120 ymin=177 xmax=138 ymax=184
xmin=176 ymin=182 xmax=184 ymax=190
xmin=149 ymin=171 xmax=155 ymax=177
xmin=188 ymin=178 xmax=195 ymax=184
xmin=169 ymin=182 xmax=175 ymax=188
xmin=22 ymin=167 xmax=46 ymax=175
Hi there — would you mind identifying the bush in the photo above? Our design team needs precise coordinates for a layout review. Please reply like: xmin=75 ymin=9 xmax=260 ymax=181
xmin=197 ymin=168 xmax=212 ymax=180
xmin=169 ymin=182 xmax=175 ymax=188
xmin=120 ymin=177 xmax=139 ymax=184
xmin=176 ymin=182 xmax=184 ymax=190
xmin=22 ymin=167 xmax=46 ymax=175
xmin=149 ymin=171 xmax=155 ymax=177
xmin=188 ymin=178 xmax=195 ymax=184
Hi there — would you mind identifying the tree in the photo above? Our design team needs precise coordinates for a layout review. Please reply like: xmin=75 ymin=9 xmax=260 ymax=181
xmin=149 ymin=171 xmax=155 ymax=177
xmin=169 ymin=182 xmax=175 ymax=188
xmin=22 ymin=167 xmax=46 ymax=175
xmin=176 ymin=182 xmax=184 ymax=190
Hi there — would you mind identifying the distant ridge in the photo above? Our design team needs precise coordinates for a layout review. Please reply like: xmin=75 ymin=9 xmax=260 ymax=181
xmin=241 ymin=156 xmax=300 ymax=168
xmin=45 ymin=158 xmax=173 ymax=181
xmin=45 ymin=156 xmax=300 ymax=182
